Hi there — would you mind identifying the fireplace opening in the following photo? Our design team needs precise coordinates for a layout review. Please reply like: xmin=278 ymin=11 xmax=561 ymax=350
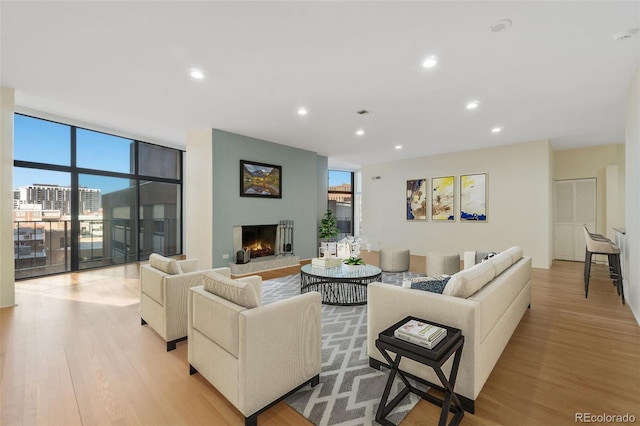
xmin=242 ymin=225 xmax=278 ymax=258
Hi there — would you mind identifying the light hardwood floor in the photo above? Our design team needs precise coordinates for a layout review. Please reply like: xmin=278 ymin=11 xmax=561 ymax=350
xmin=1 ymin=260 xmax=638 ymax=425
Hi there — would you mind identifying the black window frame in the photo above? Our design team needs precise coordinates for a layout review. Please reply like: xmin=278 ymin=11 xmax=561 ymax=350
xmin=13 ymin=113 xmax=184 ymax=278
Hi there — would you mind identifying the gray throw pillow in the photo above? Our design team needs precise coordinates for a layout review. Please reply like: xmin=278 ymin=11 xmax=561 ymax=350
xmin=409 ymin=275 xmax=451 ymax=294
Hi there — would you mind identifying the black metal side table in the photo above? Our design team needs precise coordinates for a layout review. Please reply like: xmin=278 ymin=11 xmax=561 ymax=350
xmin=375 ymin=316 xmax=465 ymax=426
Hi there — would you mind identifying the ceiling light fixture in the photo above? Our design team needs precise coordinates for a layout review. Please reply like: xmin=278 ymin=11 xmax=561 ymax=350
xmin=422 ymin=56 xmax=438 ymax=68
xmin=394 ymin=145 xmax=403 ymax=150
xmin=488 ymin=18 xmax=512 ymax=33
xmin=614 ymin=28 xmax=639 ymax=41
xmin=466 ymin=101 xmax=479 ymax=109
xmin=297 ymin=107 xmax=308 ymax=116
xmin=491 ymin=127 xmax=502 ymax=133
xmin=356 ymin=129 xmax=365 ymax=136
xmin=190 ymin=69 xmax=204 ymax=79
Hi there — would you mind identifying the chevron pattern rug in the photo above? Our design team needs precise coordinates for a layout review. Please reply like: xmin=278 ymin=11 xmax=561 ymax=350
xmin=262 ymin=271 xmax=427 ymax=426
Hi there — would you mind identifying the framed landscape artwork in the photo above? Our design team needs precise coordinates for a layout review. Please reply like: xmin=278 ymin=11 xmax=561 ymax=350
xmin=240 ymin=160 xmax=282 ymax=198
xmin=431 ymin=176 xmax=455 ymax=221
xmin=460 ymin=173 xmax=487 ymax=221
xmin=406 ymin=179 xmax=427 ymax=221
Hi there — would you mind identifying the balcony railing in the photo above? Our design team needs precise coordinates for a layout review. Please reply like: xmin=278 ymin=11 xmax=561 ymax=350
xmin=14 ymin=220 xmax=70 ymax=279
xmin=14 ymin=218 xmax=180 ymax=279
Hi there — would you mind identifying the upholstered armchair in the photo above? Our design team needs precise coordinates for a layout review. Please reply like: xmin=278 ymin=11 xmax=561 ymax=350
xmin=140 ymin=253 xmax=231 ymax=351
xmin=188 ymin=270 xmax=322 ymax=426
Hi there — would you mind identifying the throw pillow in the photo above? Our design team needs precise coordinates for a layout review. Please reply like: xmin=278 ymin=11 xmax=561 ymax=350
xmin=505 ymin=246 xmax=523 ymax=263
xmin=442 ymin=261 xmax=496 ymax=298
xmin=409 ymin=275 xmax=451 ymax=294
xmin=149 ymin=253 xmax=183 ymax=275
xmin=488 ymin=251 xmax=513 ymax=276
xmin=202 ymin=271 xmax=260 ymax=309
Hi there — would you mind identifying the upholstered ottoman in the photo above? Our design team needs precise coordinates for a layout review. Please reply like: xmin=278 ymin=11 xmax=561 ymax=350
xmin=426 ymin=252 xmax=460 ymax=275
xmin=379 ymin=248 xmax=410 ymax=272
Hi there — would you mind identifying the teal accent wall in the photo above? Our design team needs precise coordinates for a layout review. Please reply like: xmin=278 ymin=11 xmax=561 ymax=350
xmin=211 ymin=129 xmax=327 ymax=267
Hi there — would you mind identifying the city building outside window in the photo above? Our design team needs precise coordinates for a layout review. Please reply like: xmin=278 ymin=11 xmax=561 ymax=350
xmin=13 ymin=114 xmax=183 ymax=279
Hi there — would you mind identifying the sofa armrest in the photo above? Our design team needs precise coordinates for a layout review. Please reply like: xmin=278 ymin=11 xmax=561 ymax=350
xmin=211 ymin=267 xmax=231 ymax=278
xmin=178 ymin=258 xmax=200 ymax=273
xmin=163 ymin=271 xmax=207 ymax=341
xmin=236 ymin=275 xmax=262 ymax=305
xmin=238 ymin=291 xmax=322 ymax=416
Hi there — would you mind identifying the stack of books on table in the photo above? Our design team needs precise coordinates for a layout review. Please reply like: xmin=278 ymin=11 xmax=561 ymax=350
xmin=311 ymin=257 xmax=343 ymax=268
xmin=394 ymin=319 xmax=447 ymax=349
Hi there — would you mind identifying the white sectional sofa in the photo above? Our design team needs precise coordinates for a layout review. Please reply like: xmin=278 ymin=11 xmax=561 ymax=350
xmin=367 ymin=246 xmax=531 ymax=413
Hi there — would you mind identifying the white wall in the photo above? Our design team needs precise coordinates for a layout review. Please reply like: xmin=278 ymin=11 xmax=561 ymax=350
xmin=185 ymin=129 xmax=214 ymax=269
xmin=625 ymin=67 xmax=640 ymax=324
xmin=1 ymin=87 xmax=16 ymax=307
xmin=361 ymin=139 xmax=553 ymax=268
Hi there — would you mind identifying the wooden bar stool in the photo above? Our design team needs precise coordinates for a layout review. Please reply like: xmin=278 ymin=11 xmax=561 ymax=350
xmin=583 ymin=227 xmax=624 ymax=304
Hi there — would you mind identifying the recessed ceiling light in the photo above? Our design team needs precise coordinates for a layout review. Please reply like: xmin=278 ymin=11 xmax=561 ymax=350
xmin=356 ymin=129 xmax=365 ymax=136
xmin=190 ymin=69 xmax=204 ymax=79
xmin=297 ymin=107 xmax=308 ymax=116
xmin=394 ymin=145 xmax=403 ymax=150
xmin=422 ymin=56 xmax=438 ymax=68
xmin=488 ymin=19 xmax=512 ymax=33
xmin=491 ymin=127 xmax=502 ymax=133
xmin=466 ymin=101 xmax=479 ymax=109
xmin=614 ymin=28 xmax=639 ymax=41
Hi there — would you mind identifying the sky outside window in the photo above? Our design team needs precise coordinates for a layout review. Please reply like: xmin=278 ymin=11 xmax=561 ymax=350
xmin=77 ymin=128 xmax=134 ymax=174
xmin=329 ymin=170 xmax=352 ymax=187
xmin=14 ymin=114 xmax=70 ymax=166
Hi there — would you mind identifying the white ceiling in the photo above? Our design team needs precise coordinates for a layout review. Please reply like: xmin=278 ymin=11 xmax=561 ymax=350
xmin=2 ymin=1 xmax=639 ymax=169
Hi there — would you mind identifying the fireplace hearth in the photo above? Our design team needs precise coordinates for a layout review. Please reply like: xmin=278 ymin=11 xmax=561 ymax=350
xmin=230 ymin=220 xmax=298 ymax=274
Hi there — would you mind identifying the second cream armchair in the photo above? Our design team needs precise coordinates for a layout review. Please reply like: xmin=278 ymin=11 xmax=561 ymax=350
xmin=188 ymin=270 xmax=321 ymax=426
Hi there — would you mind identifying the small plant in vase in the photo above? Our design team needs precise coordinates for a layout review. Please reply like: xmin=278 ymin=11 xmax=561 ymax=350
xmin=339 ymin=236 xmax=371 ymax=272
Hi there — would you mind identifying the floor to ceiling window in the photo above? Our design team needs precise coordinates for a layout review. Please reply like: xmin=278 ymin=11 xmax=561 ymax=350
xmin=328 ymin=170 xmax=354 ymax=240
xmin=13 ymin=113 xmax=183 ymax=279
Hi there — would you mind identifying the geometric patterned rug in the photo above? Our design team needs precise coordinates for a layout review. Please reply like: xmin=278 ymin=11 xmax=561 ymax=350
xmin=262 ymin=271 xmax=427 ymax=426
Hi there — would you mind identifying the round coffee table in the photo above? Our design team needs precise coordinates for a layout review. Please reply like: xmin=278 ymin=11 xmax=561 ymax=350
xmin=300 ymin=263 xmax=382 ymax=306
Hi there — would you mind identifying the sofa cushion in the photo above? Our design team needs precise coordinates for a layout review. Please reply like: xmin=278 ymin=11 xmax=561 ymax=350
xmin=505 ymin=246 xmax=523 ymax=263
xmin=443 ymin=261 xmax=496 ymax=298
xmin=488 ymin=251 xmax=513 ymax=276
xmin=202 ymin=271 xmax=260 ymax=309
xmin=149 ymin=253 xmax=183 ymax=275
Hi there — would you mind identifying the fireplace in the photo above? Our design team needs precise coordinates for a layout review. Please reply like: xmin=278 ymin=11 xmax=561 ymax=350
xmin=242 ymin=224 xmax=278 ymax=259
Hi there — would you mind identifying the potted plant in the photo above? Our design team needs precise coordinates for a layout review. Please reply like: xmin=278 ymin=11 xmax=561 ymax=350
xmin=339 ymin=236 xmax=370 ymax=272
xmin=319 ymin=209 xmax=339 ymax=240
xmin=318 ymin=210 xmax=340 ymax=257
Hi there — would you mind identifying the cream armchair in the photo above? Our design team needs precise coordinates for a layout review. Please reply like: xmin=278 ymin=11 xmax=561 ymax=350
xmin=140 ymin=253 xmax=232 ymax=351
xmin=188 ymin=270 xmax=321 ymax=426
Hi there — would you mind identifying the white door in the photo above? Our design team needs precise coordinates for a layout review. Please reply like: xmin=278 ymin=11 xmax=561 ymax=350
xmin=554 ymin=178 xmax=596 ymax=261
